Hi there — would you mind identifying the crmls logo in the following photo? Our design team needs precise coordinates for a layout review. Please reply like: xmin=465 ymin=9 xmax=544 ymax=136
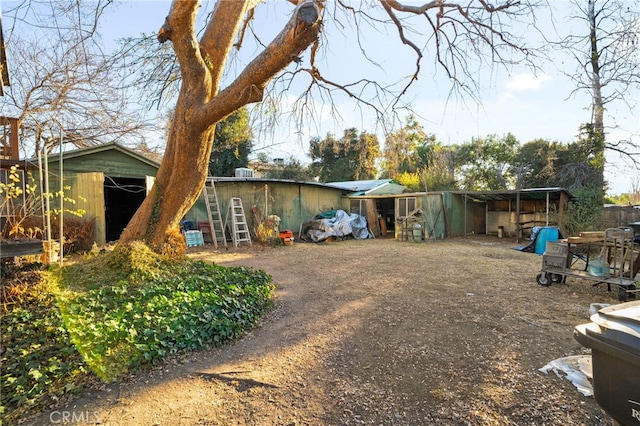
xmin=49 ymin=410 xmax=100 ymax=424
xmin=630 ymin=399 xmax=640 ymax=422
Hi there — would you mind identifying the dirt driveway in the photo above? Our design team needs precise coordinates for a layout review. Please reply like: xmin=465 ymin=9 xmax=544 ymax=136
xmin=30 ymin=237 xmax=618 ymax=425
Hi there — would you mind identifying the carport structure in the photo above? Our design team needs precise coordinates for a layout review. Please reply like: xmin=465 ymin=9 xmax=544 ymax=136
xmin=453 ymin=187 xmax=573 ymax=240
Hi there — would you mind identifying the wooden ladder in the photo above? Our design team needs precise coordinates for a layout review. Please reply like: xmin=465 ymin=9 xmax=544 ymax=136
xmin=228 ymin=197 xmax=252 ymax=247
xmin=201 ymin=178 xmax=227 ymax=249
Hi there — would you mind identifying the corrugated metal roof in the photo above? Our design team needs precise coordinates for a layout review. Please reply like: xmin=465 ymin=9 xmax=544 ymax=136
xmin=327 ymin=179 xmax=400 ymax=193
xmin=451 ymin=187 xmax=573 ymax=201
xmin=212 ymin=176 xmax=350 ymax=192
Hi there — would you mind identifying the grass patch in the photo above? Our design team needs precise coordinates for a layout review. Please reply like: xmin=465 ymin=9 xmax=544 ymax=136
xmin=1 ymin=242 xmax=275 ymax=423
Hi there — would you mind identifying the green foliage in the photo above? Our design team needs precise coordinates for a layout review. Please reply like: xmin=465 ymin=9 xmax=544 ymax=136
xmin=555 ymin=185 xmax=604 ymax=236
xmin=253 ymin=221 xmax=281 ymax=246
xmin=513 ymin=138 xmax=564 ymax=188
xmin=395 ymin=172 xmax=421 ymax=192
xmin=309 ymin=128 xmax=380 ymax=182
xmin=455 ymin=133 xmax=520 ymax=190
xmin=381 ymin=115 xmax=437 ymax=178
xmin=209 ymin=108 xmax=253 ymax=177
xmin=1 ymin=244 xmax=274 ymax=422
xmin=1 ymin=267 xmax=89 ymax=423
xmin=607 ymin=192 xmax=640 ymax=205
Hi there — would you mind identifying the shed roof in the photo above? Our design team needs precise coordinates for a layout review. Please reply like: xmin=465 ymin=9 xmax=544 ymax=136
xmin=212 ymin=176 xmax=351 ymax=192
xmin=326 ymin=179 xmax=406 ymax=195
xmin=42 ymin=142 xmax=160 ymax=168
xmin=452 ymin=187 xmax=573 ymax=202
xmin=33 ymin=142 xmax=161 ymax=178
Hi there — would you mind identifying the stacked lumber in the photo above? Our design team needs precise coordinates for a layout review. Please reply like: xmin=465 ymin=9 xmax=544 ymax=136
xmin=566 ymin=231 xmax=605 ymax=244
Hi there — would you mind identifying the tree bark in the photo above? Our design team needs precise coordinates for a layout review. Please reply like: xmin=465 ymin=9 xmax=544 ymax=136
xmin=119 ymin=0 xmax=322 ymax=253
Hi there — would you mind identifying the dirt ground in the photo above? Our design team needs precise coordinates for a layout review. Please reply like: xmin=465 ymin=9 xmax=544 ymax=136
xmin=27 ymin=236 xmax=622 ymax=425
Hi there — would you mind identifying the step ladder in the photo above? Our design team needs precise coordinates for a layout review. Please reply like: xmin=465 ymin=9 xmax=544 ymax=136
xmin=201 ymin=178 xmax=227 ymax=249
xmin=227 ymin=197 xmax=252 ymax=247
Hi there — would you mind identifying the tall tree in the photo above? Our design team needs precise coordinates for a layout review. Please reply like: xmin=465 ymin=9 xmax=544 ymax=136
xmin=560 ymin=0 xmax=640 ymax=183
xmin=309 ymin=128 xmax=380 ymax=182
xmin=115 ymin=1 xmax=539 ymax=252
xmin=208 ymin=108 xmax=253 ymax=177
xmin=2 ymin=1 xmax=151 ymax=157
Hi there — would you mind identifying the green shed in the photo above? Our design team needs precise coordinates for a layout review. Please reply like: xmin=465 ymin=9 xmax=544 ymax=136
xmin=42 ymin=142 xmax=159 ymax=246
xmin=186 ymin=177 xmax=350 ymax=238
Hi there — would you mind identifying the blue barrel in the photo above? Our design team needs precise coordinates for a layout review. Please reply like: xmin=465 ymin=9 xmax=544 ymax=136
xmin=534 ymin=227 xmax=560 ymax=254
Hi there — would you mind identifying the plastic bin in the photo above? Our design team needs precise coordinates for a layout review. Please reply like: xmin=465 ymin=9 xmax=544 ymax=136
xmin=184 ymin=230 xmax=205 ymax=247
xmin=412 ymin=224 xmax=422 ymax=242
xmin=574 ymin=301 xmax=640 ymax=425
xmin=534 ymin=227 xmax=560 ymax=254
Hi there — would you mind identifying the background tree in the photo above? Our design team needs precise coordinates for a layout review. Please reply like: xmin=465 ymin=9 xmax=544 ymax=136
xmin=420 ymin=144 xmax=458 ymax=191
xmin=513 ymin=138 xmax=563 ymax=188
xmin=262 ymin=157 xmax=315 ymax=181
xmin=455 ymin=133 xmax=520 ymax=190
xmin=511 ymin=129 xmax=608 ymax=233
xmin=381 ymin=115 xmax=434 ymax=178
xmin=2 ymin=1 xmax=151 ymax=157
xmin=382 ymin=116 xmax=458 ymax=191
xmin=309 ymin=128 xmax=380 ymax=182
xmin=208 ymin=108 xmax=253 ymax=177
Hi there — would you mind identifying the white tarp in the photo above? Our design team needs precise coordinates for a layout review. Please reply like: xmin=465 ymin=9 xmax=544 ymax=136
xmin=300 ymin=210 xmax=372 ymax=242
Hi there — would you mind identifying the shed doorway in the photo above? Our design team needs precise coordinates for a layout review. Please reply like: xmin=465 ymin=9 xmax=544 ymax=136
xmin=104 ymin=176 xmax=147 ymax=242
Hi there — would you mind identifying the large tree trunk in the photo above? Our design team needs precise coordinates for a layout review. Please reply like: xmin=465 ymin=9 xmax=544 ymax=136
xmin=119 ymin=0 xmax=322 ymax=253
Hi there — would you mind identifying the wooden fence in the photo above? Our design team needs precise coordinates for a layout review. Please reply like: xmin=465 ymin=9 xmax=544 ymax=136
xmin=602 ymin=205 xmax=640 ymax=228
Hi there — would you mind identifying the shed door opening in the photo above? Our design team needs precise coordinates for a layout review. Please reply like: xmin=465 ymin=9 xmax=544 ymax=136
xmin=104 ymin=176 xmax=146 ymax=242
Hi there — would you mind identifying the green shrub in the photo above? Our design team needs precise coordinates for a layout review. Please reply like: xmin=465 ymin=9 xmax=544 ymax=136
xmin=1 ymin=267 xmax=89 ymax=423
xmin=1 ymin=244 xmax=274 ymax=423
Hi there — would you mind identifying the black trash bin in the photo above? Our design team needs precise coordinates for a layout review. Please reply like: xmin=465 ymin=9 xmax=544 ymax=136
xmin=574 ymin=301 xmax=640 ymax=426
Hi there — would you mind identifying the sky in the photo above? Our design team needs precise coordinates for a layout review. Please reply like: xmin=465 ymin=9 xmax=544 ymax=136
xmin=3 ymin=0 xmax=640 ymax=195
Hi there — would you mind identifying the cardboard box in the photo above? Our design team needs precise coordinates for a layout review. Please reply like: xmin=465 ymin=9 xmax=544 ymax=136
xmin=543 ymin=254 xmax=566 ymax=272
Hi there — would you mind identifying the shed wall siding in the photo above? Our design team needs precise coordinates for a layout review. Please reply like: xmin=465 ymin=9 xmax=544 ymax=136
xmin=187 ymin=181 xmax=346 ymax=237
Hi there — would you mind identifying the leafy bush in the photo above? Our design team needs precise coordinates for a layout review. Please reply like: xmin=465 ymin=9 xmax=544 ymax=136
xmin=1 ymin=266 xmax=89 ymax=423
xmin=1 ymin=244 xmax=274 ymax=423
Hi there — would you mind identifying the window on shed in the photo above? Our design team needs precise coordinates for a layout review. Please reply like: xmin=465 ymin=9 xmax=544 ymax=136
xmin=350 ymin=199 xmax=365 ymax=216
xmin=399 ymin=197 xmax=416 ymax=217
